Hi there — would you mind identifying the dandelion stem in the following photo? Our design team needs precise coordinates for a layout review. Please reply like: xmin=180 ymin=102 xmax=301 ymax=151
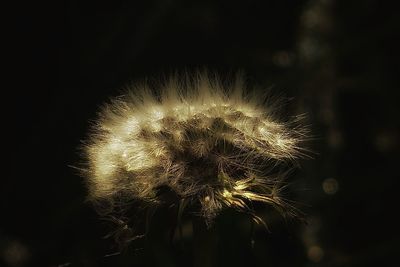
xmin=192 ymin=217 xmax=218 ymax=267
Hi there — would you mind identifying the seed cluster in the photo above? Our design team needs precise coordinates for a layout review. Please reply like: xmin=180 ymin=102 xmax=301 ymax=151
xmin=83 ymin=74 xmax=307 ymax=233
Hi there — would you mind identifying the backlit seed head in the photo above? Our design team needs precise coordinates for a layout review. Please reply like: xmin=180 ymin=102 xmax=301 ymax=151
xmin=81 ymin=72 xmax=308 ymax=241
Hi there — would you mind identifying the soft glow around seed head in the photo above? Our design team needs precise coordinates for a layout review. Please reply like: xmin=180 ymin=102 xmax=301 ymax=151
xmin=83 ymin=73 xmax=308 ymax=236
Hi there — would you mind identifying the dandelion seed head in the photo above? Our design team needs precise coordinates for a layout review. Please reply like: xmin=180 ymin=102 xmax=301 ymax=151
xmin=83 ymin=72 xmax=308 ymax=237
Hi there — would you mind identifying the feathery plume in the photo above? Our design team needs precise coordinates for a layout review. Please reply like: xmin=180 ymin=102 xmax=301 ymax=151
xmin=82 ymin=72 xmax=308 ymax=242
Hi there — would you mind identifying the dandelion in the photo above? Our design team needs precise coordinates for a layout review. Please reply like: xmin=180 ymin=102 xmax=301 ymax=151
xmin=81 ymin=72 xmax=308 ymax=243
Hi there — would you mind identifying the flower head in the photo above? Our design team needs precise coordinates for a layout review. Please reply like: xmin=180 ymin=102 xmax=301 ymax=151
xmin=82 ymin=73 xmax=307 ymax=239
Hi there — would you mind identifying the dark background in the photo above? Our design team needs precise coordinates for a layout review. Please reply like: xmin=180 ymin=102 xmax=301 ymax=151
xmin=5 ymin=0 xmax=399 ymax=266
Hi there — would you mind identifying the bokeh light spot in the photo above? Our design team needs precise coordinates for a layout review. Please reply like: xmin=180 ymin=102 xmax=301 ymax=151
xmin=307 ymin=245 xmax=324 ymax=262
xmin=322 ymin=178 xmax=339 ymax=195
